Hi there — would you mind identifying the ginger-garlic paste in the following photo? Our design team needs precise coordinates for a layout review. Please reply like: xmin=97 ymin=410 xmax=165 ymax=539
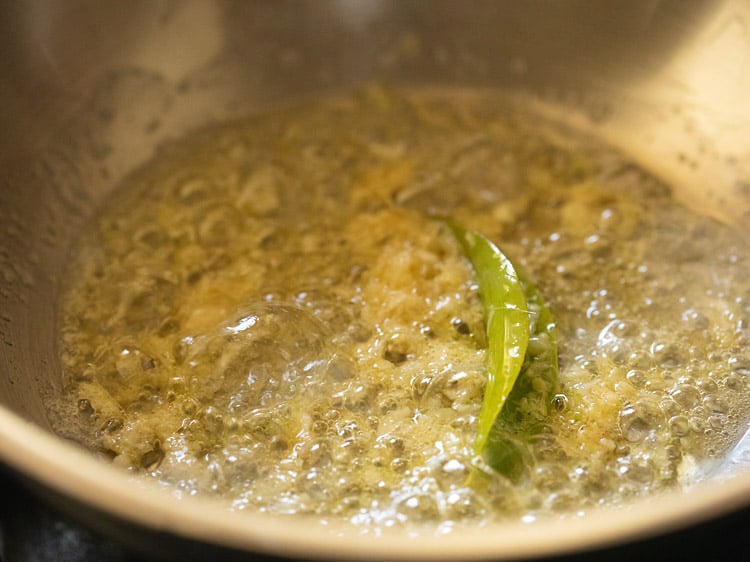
xmin=54 ymin=88 xmax=750 ymax=531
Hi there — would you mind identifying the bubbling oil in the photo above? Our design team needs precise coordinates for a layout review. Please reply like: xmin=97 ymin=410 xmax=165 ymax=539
xmin=55 ymin=87 xmax=750 ymax=531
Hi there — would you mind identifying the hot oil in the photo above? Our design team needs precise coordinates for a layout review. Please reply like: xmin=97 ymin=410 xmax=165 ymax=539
xmin=53 ymin=87 xmax=750 ymax=530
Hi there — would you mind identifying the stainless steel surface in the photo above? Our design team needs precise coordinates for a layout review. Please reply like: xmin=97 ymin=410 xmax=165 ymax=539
xmin=0 ymin=1 xmax=749 ymax=559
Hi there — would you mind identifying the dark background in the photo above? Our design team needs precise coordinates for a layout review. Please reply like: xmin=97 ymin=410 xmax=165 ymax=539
xmin=1 ymin=464 xmax=748 ymax=562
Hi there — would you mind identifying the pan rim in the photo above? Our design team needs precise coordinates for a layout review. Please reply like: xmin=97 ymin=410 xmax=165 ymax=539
xmin=1 ymin=405 xmax=749 ymax=560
